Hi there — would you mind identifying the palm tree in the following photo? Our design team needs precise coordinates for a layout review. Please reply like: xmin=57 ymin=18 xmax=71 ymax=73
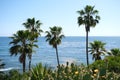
xmin=108 ymin=48 xmax=120 ymax=56
xmin=77 ymin=5 xmax=100 ymax=65
xmin=45 ymin=26 xmax=64 ymax=66
xmin=9 ymin=30 xmax=32 ymax=72
xmin=23 ymin=18 xmax=43 ymax=70
xmin=89 ymin=40 xmax=106 ymax=61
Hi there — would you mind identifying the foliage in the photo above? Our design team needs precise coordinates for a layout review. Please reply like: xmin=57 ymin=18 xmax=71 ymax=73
xmin=23 ymin=17 xmax=43 ymax=35
xmin=0 ymin=70 xmax=29 ymax=80
xmin=0 ymin=62 xmax=120 ymax=80
xmin=30 ymin=63 xmax=53 ymax=80
xmin=89 ymin=40 xmax=106 ymax=61
xmin=89 ymin=60 xmax=107 ymax=70
xmin=56 ymin=62 xmax=92 ymax=80
xmin=108 ymin=48 xmax=120 ymax=56
xmin=77 ymin=5 xmax=100 ymax=30
xmin=45 ymin=26 xmax=64 ymax=48
xmin=105 ymin=56 xmax=120 ymax=73
xmin=27 ymin=62 xmax=120 ymax=80
xmin=90 ymin=56 xmax=120 ymax=73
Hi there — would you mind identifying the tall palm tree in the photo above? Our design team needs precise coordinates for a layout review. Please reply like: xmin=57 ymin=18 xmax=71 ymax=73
xmin=77 ymin=5 xmax=100 ymax=65
xmin=9 ymin=30 xmax=32 ymax=72
xmin=23 ymin=18 xmax=43 ymax=70
xmin=45 ymin=26 xmax=64 ymax=66
xmin=89 ymin=40 xmax=106 ymax=61
xmin=108 ymin=48 xmax=120 ymax=56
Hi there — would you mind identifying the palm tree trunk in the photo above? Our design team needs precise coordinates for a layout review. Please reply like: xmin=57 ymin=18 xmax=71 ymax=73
xmin=55 ymin=45 xmax=60 ymax=67
xmin=29 ymin=41 xmax=34 ymax=71
xmin=29 ymin=55 xmax=32 ymax=71
xmin=23 ymin=53 xmax=26 ymax=72
xmin=86 ymin=31 xmax=89 ymax=66
xmin=55 ymin=45 xmax=60 ymax=78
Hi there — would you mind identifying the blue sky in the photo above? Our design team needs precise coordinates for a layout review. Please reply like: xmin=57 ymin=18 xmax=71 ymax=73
xmin=0 ymin=0 xmax=120 ymax=36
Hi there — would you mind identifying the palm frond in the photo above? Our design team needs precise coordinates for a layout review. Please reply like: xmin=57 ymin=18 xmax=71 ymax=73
xmin=77 ymin=16 xmax=84 ymax=26
xmin=89 ymin=40 xmax=106 ymax=61
xmin=77 ymin=10 xmax=85 ymax=15
xmin=10 ymin=45 xmax=21 ymax=56
xmin=59 ymin=34 xmax=65 ymax=39
xmin=45 ymin=26 xmax=64 ymax=48
xmin=77 ymin=5 xmax=100 ymax=31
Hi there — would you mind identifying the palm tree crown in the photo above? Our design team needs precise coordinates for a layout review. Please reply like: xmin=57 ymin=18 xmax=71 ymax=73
xmin=108 ymin=48 xmax=120 ymax=56
xmin=23 ymin=17 xmax=43 ymax=36
xmin=77 ymin=5 xmax=100 ymax=32
xmin=89 ymin=40 xmax=106 ymax=61
xmin=45 ymin=26 xmax=64 ymax=48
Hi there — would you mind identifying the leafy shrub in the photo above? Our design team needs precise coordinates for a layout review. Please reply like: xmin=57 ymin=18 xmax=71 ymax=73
xmin=31 ymin=63 xmax=53 ymax=80
xmin=106 ymin=56 xmax=120 ymax=73
xmin=0 ymin=62 xmax=120 ymax=80
xmin=90 ymin=56 xmax=120 ymax=73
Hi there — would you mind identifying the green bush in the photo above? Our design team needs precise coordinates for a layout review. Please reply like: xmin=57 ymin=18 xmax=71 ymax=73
xmin=31 ymin=63 xmax=53 ymax=80
xmin=106 ymin=56 xmax=120 ymax=73
xmin=0 ymin=62 xmax=120 ymax=80
xmin=90 ymin=56 xmax=120 ymax=73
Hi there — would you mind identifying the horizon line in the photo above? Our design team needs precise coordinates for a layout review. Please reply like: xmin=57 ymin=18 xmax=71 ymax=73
xmin=1 ymin=35 xmax=120 ymax=37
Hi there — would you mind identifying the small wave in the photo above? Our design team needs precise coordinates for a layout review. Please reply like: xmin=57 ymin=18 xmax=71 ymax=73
xmin=0 ymin=67 xmax=19 ymax=72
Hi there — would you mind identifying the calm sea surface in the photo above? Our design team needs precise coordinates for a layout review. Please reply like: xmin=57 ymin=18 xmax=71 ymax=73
xmin=0 ymin=36 xmax=120 ymax=70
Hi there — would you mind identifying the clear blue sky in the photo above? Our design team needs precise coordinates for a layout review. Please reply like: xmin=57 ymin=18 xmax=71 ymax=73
xmin=0 ymin=0 xmax=120 ymax=36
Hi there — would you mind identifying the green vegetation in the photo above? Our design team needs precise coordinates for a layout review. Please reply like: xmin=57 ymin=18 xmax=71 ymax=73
xmin=0 ymin=62 xmax=120 ymax=80
xmin=89 ymin=40 xmax=106 ymax=61
xmin=108 ymin=48 xmax=120 ymax=56
xmin=0 ymin=5 xmax=120 ymax=79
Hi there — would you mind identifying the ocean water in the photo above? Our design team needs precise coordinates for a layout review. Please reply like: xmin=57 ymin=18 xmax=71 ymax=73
xmin=0 ymin=36 xmax=120 ymax=70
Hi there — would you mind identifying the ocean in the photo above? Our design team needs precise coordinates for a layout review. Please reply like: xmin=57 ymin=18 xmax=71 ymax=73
xmin=0 ymin=36 xmax=120 ymax=70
